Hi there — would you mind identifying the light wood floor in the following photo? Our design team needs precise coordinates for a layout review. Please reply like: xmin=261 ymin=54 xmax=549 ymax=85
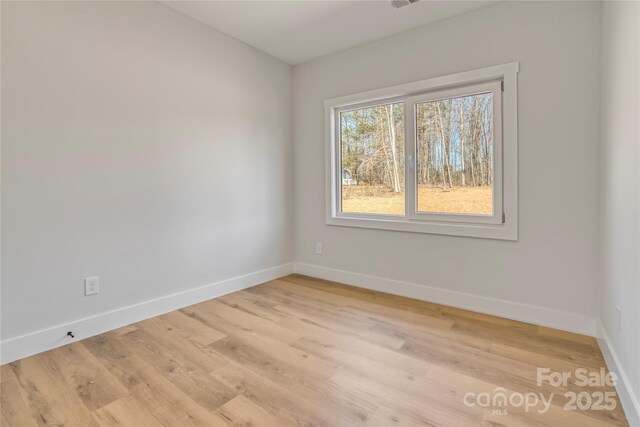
xmin=1 ymin=275 xmax=629 ymax=426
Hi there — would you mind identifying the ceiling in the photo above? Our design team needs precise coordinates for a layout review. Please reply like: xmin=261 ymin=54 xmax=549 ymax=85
xmin=161 ymin=1 xmax=496 ymax=65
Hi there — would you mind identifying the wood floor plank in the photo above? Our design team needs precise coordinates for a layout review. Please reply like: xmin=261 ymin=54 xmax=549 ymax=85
xmin=365 ymin=405 xmax=436 ymax=427
xmin=48 ymin=342 xmax=130 ymax=412
xmin=283 ymin=317 xmax=433 ymax=377
xmin=82 ymin=333 xmax=143 ymax=391
xmin=423 ymin=363 xmax=620 ymax=427
xmin=1 ymin=379 xmax=39 ymax=427
xmin=273 ymin=301 xmax=407 ymax=349
xmin=329 ymin=367 xmax=482 ymax=427
xmin=247 ymin=281 xmax=414 ymax=349
xmin=159 ymin=309 xmax=227 ymax=346
xmin=211 ymin=363 xmax=369 ymax=427
xmin=125 ymin=354 xmax=232 ymax=426
xmin=537 ymin=325 xmax=601 ymax=347
xmin=183 ymin=299 xmax=302 ymax=344
xmin=0 ymin=275 xmax=629 ymax=427
xmin=6 ymin=353 xmax=99 ymax=426
xmin=280 ymin=275 xmax=543 ymax=335
xmin=218 ymin=291 xmax=288 ymax=322
xmin=117 ymin=330 xmax=236 ymax=412
xmin=217 ymin=395 xmax=294 ymax=427
xmin=399 ymin=334 xmax=575 ymax=401
xmin=291 ymin=335 xmax=435 ymax=400
xmin=449 ymin=320 xmax=601 ymax=368
xmin=257 ymin=278 xmax=455 ymax=333
xmin=209 ymin=334 xmax=339 ymax=384
xmin=209 ymin=335 xmax=377 ymax=424
xmin=133 ymin=316 xmax=229 ymax=373
xmin=93 ymin=394 xmax=165 ymax=427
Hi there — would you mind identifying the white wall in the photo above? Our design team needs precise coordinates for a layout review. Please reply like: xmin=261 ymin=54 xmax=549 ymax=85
xmin=293 ymin=1 xmax=602 ymax=326
xmin=1 ymin=2 xmax=292 ymax=341
xmin=599 ymin=0 xmax=640 ymax=422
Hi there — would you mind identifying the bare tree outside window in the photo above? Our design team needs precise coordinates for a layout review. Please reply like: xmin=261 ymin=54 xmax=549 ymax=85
xmin=338 ymin=93 xmax=493 ymax=217
xmin=340 ymin=102 xmax=405 ymax=215
xmin=416 ymin=92 xmax=493 ymax=215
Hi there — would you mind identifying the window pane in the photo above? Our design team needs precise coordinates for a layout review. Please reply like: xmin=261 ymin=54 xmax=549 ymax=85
xmin=340 ymin=102 xmax=405 ymax=215
xmin=415 ymin=93 xmax=493 ymax=215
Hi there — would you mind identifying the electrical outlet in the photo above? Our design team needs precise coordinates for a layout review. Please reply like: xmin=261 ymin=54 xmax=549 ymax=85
xmin=616 ymin=305 xmax=622 ymax=334
xmin=316 ymin=243 xmax=323 ymax=255
xmin=85 ymin=276 xmax=99 ymax=296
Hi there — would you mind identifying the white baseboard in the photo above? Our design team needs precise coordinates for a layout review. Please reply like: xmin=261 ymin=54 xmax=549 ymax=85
xmin=0 ymin=263 xmax=293 ymax=365
xmin=597 ymin=319 xmax=640 ymax=427
xmin=293 ymin=262 xmax=596 ymax=336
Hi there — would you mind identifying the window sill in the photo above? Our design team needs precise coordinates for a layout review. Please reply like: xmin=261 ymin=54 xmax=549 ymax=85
xmin=326 ymin=215 xmax=517 ymax=241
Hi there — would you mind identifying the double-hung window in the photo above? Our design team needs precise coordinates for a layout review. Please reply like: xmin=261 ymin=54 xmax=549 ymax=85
xmin=325 ymin=63 xmax=518 ymax=240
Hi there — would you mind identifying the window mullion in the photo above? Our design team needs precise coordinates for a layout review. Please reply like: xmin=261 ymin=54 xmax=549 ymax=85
xmin=404 ymin=97 xmax=416 ymax=219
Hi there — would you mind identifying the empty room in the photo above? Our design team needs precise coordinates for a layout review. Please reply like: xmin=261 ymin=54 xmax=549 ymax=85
xmin=1 ymin=0 xmax=639 ymax=426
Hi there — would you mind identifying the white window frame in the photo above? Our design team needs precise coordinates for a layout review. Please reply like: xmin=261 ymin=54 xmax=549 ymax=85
xmin=325 ymin=62 xmax=518 ymax=240
xmin=406 ymin=80 xmax=502 ymax=225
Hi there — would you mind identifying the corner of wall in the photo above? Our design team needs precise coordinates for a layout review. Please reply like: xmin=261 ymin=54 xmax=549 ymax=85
xmin=596 ymin=319 xmax=640 ymax=427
